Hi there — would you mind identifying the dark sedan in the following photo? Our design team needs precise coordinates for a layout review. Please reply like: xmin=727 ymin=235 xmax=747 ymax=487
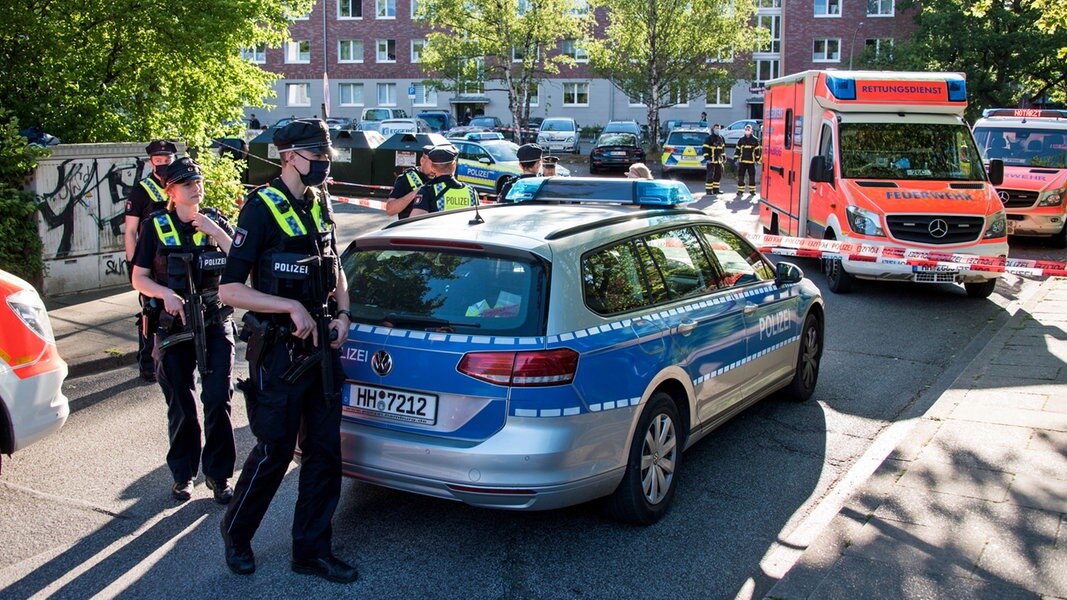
xmin=589 ymin=133 xmax=645 ymax=173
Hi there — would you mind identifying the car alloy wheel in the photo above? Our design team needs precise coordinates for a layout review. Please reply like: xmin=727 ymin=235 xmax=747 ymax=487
xmin=605 ymin=392 xmax=681 ymax=525
xmin=786 ymin=313 xmax=822 ymax=401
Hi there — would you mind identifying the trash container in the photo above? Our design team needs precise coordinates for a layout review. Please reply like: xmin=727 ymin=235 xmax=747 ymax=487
xmin=246 ymin=128 xmax=384 ymax=193
xmin=371 ymin=132 xmax=451 ymax=187
xmin=246 ymin=128 xmax=278 ymax=188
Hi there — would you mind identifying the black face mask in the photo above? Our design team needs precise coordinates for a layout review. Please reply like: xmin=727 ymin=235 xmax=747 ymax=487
xmin=154 ymin=164 xmax=168 ymax=179
xmin=298 ymin=158 xmax=331 ymax=187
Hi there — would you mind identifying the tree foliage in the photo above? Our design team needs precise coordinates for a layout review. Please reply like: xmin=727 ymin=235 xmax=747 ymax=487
xmin=0 ymin=0 xmax=312 ymax=146
xmin=586 ymin=0 xmax=764 ymax=152
xmin=0 ymin=111 xmax=48 ymax=285
xmin=417 ymin=0 xmax=594 ymax=132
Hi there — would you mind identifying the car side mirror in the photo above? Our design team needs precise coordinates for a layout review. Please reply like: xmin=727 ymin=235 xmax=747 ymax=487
xmin=987 ymin=158 xmax=1004 ymax=186
xmin=478 ymin=157 xmax=492 ymax=165
xmin=809 ymin=155 xmax=834 ymax=184
xmin=775 ymin=261 xmax=804 ymax=286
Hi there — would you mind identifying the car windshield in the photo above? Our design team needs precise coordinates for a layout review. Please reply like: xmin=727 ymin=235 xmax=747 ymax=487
xmin=364 ymin=109 xmax=390 ymax=121
xmin=541 ymin=120 xmax=575 ymax=132
xmin=839 ymin=122 xmax=987 ymax=181
xmin=973 ymin=127 xmax=1067 ymax=169
xmin=666 ymin=132 xmax=706 ymax=147
xmin=343 ymin=248 xmax=545 ymax=336
xmin=481 ymin=140 xmax=520 ymax=162
xmin=420 ymin=113 xmax=448 ymax=132
xmin=597 ymin=133 xmax=637 ymax=147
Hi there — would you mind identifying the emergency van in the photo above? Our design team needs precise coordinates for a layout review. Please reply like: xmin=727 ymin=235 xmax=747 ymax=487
xmin=759 ymin=70 xmax=1008 ymax=298
xmin=972 ymin=108 xmax=1067 ymax=248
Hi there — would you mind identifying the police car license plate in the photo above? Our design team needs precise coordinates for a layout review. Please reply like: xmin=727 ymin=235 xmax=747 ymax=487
xmin=343 ymin=383 xmax=438 ymax=426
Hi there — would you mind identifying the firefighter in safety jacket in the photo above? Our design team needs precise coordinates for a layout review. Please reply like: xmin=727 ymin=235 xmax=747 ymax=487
xmin=130 ymin=156 xmax=237 ymax=505
xmin=410 ymin=145 xmax=479 ymax=215
xmin=734 ymin=125 xmax=762 ymax=196
xmin=702 ymin=125 xmax=726 ymax=196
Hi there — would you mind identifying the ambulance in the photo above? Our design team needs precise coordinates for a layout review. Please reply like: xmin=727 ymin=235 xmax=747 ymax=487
xmin=759 ymin=70 xmax=1008 ymax=298
xmin=972 ymin=108 xmax=1067 ymax=248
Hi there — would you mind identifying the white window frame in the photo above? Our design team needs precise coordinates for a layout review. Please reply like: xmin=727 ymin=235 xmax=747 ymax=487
xmin=867 ymin=0 xmax=893 ymax=16
xmin=562 ymin=82 xmax=589 ymax=107
xmin=562 ymin=39 xmax=588 ymax=63
xmin=285 ymin=40 xmax=311 ymax=64
xmin=338 ymin=0 xmax=362 ymax=19
xmin=670 ymin=86 xmax=689 ymax=107
xmin=512 ymin=45 xmax=541 ymax=63
xmin=705 ymin=86 xmax=732 ymax=107
xmin=865 ymin=37 xmax=894 ymax=58
xmin=287 ymin=83 xmax=311 ymax=107
xmin=410 ymin=0 xmax=420 ymax=17
xmin=338 ymin=39 xmax=363 ymax=63
xmin=528 ymin=85 xmax=539 ymax=107
xmin=708 ymin=47 xmax=735 ymax=63
xmin=241 ymin=44 xmax=266 ymax=64
xmin=757 ymin=15 xmax=781 ymax=54
xmin=759 ymin=0 xmax=782 ymax=7
xmin=339 ymin=82 xmax=365 ymax=107
xmin=376 ymin=0 xmax=396 ymax=19
xmin=412 ymin=84 xmax=438 ymax=107
xmin=411 ymin=39 xmax=426 ymax=63
xmin=755 ymin=59 xmax=779 ymax=83
xmin=377 ymin=82 xmax=397 ymax=106
xmin=813 ymin=38 xmax=841 ymax=62
xmin=377 ymin=39 xmax=396 ymax=63
xmin=814 ymin=0 xmax=841 ymax=17
xmin=628 ymin=92 xmax=646 ymax=108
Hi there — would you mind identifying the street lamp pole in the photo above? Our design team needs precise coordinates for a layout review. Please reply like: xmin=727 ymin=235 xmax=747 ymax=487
xmin=849 ymin=21 xmax=865 ymax=70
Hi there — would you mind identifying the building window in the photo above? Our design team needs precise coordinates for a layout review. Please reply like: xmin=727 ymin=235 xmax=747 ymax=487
xmin=285 ymin=40 xmax=311 ymax=64
xmin=411 ymin=39 xmax=426 ymax=63
xmin=412 ymin=84 xmax=438 ymax=106
xmin=376 ymin=0 xmax=395 ymax=18
xmin=813 ymin=39 xmax=841 ymax=62
xmin=755 ymin=59 xmax=779 ymax=83
xmin=517 ymin=0 xmax=530 ymax=15
xmin=562 ymin=39 xmax=588 ymax=62
xmin=757 ymin=15 xmax=781 ymax=53
xmin=570 ymin=0 xmax=589 ymax=15
xmin=814 ymin=0 xmax=841 ymax=16
xmin=512 ymin=45 xmax=540 ymax=63
xmin=563 ymin=82 xmax=589 ymax=106
xmin=867 ymin=0 xmax=893 ymax=16
xmin=377 ymin=39 xmax=396 ymax=63
xmin=528 ymin=86 xmax=539 ymax=107
xmin=705 ymin=86 xmax=732 ymax=107
xmin=287 ymin=83 xmax=311 ymax=107
xmin=709 ymin=47 xmax=735 ymax=63
xmin=338 ymin=40 xmax=363 ymax=63
xmin=411 ymin=0 xmax=420 ymax=17
xmin=241 ymin=45 xmax=266 ymax=64
xmin=865 ymin=38 xmax=894 ymax=58
xmin=340 ymin=83 xmax=365 ymax=106
xmin=339 ymin=0 xmax=362 ymax=18
xmin=759 ymin=0 xmax=781 ymax=7
xmin=460 ymin=57 xmax=485 ymax=95
xmin=377 ymin=82 xmax=397 ymax=105
xmin=669 ymin=86 xmax=688 ymax=107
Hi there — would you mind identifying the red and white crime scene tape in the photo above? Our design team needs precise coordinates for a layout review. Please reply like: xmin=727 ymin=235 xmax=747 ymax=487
xmin=744 ymin=233 xmax=1067 ymax=278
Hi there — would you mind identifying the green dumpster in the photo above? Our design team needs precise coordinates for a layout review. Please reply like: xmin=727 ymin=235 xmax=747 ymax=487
xmin=371 ymin=132 xmax=451 ymax=187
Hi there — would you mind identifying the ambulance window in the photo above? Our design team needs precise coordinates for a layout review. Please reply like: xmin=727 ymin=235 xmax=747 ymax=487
xmin=818 ymin=123 xmax=834 ymax=164
xmin=694 ymin=225 xmax=775 ymax=288
xmin=784 ymin=109 xmax=794 ymax=149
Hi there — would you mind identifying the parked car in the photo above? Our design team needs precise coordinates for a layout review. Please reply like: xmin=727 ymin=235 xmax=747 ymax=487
xmin=589 ymin=132 xmax=645 ymax=173
xmin=602 ymin=120 xmax=646 ymax=144
xmin=660 ymin=128 xmax=711 ymax=177
xmin=537 ymin=117 xmax=581 ymax=154
xmin=447 ymin=135 xmax=569 ymax=192
xmin=359 ymin=108 xmax=410 ymax=132
xmin=324 ymin=117 xmax=357 ymax=131
xmin=1 ymin=269 xmax=69 ymax=469
xmin=336 ymin=178 xmax=825 ymax=524
xmin=417 ymin=111 xmax=456 ymax=133
xmin=721 ymin=119 xmax=763 ymax=148
xmin=379 ymin=117 xmax=434 ymax=138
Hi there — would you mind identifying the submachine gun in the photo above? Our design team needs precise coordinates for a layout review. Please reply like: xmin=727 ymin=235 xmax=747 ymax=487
xmin=157 ymin=252 xmax=210 ymax=378
xmin=277 ymin=255 xmax=339 ymax=402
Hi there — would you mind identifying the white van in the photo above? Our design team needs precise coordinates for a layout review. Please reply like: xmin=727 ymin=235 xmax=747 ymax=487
xmin=360 ymin=108 xmax=409 ymax=132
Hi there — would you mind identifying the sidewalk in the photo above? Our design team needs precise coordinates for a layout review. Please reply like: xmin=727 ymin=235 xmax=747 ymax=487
xmin=766 ymin=277 xmax=1067 ymax=599
xmin=47 ymin=287 xmax=145 ymax=380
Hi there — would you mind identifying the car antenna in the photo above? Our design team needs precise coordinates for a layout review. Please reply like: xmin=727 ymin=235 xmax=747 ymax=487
xmin=469 ymin=194 xmax=485 ymax=225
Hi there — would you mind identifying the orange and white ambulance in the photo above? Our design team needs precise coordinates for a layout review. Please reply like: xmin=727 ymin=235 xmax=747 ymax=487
xmin=759 ymin=70 xmax=1008 ymax=298
xmin=972 ymin=108 xmax=1067 ymax=248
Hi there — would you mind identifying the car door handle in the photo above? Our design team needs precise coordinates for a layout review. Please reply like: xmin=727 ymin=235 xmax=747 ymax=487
xmin=743 ymin=303 xmax=759 ymax=315
xmin=677 ymin=320 xmax=697 ymax=335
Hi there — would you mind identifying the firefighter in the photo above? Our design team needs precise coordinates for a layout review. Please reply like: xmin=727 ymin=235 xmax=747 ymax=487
xmin=384 ymin=144 xmax=433 ymax=220
xmin=409 ymin=145 xmax=479 ymax=215
xmin=735 ymin=124 xmax=762 ymax=197
xmin=702 ymin=124 xmax=726 ymax=196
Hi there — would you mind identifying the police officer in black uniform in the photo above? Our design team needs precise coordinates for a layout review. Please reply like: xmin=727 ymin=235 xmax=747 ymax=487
xmin=126 ymin=140 xmax=177 ymax=382
xmin=734 ymin=124 xmax=762 ymax=198
xmin=702 ymin=124 xmax=726 ymax=197
xmin=496 ymin=143 xmax=543 ymax=202
xmin=409 ymin=145 xmax=479 ymax=215
xmin=218 ymin=120 xmax=358 ymax=584
xmin=130 ymin=157 xmax=237 ymax=504
xmin=541 ymin=154 xmax=559 ymax=177
xmin=384 ymin=144 xmax=433 ymax=220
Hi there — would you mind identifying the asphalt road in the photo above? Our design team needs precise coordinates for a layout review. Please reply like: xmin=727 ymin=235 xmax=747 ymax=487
xmin=2 ymin=170 xmax=1062 ymax=599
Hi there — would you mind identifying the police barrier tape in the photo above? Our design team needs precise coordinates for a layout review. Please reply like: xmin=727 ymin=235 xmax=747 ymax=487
xmin=743 ymin=233 xmax=1067 ymax=278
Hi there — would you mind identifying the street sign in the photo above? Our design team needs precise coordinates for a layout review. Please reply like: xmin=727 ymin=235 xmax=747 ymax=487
xmin=407 ymin=85 xmax=417 ymax=100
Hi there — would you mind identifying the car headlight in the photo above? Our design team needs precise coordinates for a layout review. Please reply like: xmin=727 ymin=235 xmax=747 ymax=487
xmin=1038 ymin=187 xmax=1066 ymax=207
xmin=565 ymin=136 xmax=574 ymax=143
xmin=984 ymin=210 xmax=1007 ymax=238
xmin=7 ymin=288 xmax=56 ymax=343
xmin=845 ymin=205 xmax=885 ymax=237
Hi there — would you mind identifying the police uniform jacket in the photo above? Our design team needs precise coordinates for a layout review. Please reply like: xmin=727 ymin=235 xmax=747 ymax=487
xmin=736 ymin=134 xmax=762 ymax=164
xmin=126 ymin=173 xmax=169 ymax=220
xmin=702 ymin=133 xmax=726 ymax=164
xmin=412 ymin=174 xmax=479 ymax=213
xmin=389 ymin=168 xmax=428 ymax=220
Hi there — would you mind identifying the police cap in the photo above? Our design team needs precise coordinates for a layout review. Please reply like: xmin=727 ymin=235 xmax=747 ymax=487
xmin=146 ymin=139 xmax=177 ymax=156
xmin=161 ymin=157 xmax=203 ymax=186
xmin=427 ymin=145 xmax=458 ymax=163
xmin=273 ymin=119 xmax=332 ymax=153
xmin=516 ymin=143 xmax=543 ymax=164
xmin=541 ymin=155 xmax=559 ymax=166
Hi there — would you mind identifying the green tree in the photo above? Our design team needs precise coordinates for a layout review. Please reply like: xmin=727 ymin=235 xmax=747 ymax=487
xmin=586 ymin=0 xmax=764 ymax=153
xmin=0 ymin=111 xmax=49 ymax=285
xmin=416 ymin=0 xmax=594 ymax=133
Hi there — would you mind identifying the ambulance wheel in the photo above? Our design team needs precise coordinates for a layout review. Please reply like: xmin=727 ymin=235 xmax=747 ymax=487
xmin=785 ymin=312 xmax=823 ymax=402
xmin=964 ymin=279 xmax=997 ymax=299
xmin=1051 ymin=223 xmax=1067 ymax=249
xmin=823 ymin=257 xmax=855 ymax=294
xmin=605 ymin=392 xmax=681 ymax=525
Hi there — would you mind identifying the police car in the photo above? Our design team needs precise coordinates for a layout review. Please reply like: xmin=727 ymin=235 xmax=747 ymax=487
xmin=660 ymin=127 xmax=710 ymax=177
xmin=447 ymin=131 xmax=569 ymax=192
xmin=337 ymin=178 xmax=824 ymax=524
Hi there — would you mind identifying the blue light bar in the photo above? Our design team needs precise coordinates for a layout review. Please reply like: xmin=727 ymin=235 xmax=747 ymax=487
xmin=946 ymin=78 xmax=967 ymax=102
xmin=504 ymin=177 xmax=543 ymax=202
xmin=826 ymin=75 xmax=857 ymax=101
xmin=635 ymin=180 xmax=694 ymax=206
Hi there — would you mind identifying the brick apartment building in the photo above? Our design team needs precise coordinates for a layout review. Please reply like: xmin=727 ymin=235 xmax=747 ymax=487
xmin=245 ymin=0 xmax=915 ymax=130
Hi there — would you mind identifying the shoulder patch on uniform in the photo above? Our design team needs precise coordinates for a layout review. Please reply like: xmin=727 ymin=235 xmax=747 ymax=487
xmin=232 ymin=227 xmax=248 ymax=247
xmin=125 ymin=200 xmax=132 ymax=212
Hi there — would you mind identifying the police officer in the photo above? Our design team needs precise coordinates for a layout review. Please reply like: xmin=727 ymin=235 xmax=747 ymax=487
xmin=541 ymin=154 xmax=559 ymax=177
xmin=384 ymin=144 xmax=433 ymax=219
xmin=702 ymin=124 xmax=726 ymax=197
xmin=130 ymin=157 xmax=236 ymax=504
xmin=735 ymin=124 xmax=762 ymax=197
xmin=126 ymin=140 xmax=177 ymax=382
xmin=496 ymin=143 xmax=543 ymax=202
xmin=409 ymin=145 xmax=479 ymax=216
xmin=218 ymin=120 xmax=358 ymax=583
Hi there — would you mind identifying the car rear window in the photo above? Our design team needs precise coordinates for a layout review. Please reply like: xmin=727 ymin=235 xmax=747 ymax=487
xmin=344 ymin=248 xmax=546 ymax=336
xmin=597 ymin=133 xmax=637 ymax=146
xmin=667 ymin=132 xmax=706 ymax=147
xmin=364 ymin=109 xmax=390 ymax=121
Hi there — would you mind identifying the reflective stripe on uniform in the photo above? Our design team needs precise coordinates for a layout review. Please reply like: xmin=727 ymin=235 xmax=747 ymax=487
xmin=152 ymin=213 xmax=206 ymax=247
xmin=405 ymin=170 xmax=424 ymax=190
xmin=433 ymin=182 xmax=479 ymax=212
xmin=258 ymin=187 xmax=331 ymax=237
xmin=141 ymin=177 xmax=167 ymax=206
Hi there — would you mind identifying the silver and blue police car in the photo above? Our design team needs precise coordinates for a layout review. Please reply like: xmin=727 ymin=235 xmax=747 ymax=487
xmin=448 ymin=131 xmax=569 ymax=192
xmin=339 ymin=177 xmax=824 ymax=524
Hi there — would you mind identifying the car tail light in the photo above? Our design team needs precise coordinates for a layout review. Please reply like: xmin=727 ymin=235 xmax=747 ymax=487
xmin=457 ymin=349 xmax=579 ymax=387
xmin=664 ymin=145 xmax=676 ymax=153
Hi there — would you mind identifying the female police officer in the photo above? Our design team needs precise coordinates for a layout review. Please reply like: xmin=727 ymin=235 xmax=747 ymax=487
xmin=130 ymin=157 xmax=237 ymax=504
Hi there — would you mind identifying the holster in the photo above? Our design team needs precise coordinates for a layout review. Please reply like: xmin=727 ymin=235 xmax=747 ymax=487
xmin=140 ymin=298 xmax=161 ymax=338
xmin=238 ymin=312 xmax=271 ymax=370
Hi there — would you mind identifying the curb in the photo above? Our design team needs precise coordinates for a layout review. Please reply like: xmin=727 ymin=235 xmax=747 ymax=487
xmin=66 ymin=351 xmax=140 ymax=380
